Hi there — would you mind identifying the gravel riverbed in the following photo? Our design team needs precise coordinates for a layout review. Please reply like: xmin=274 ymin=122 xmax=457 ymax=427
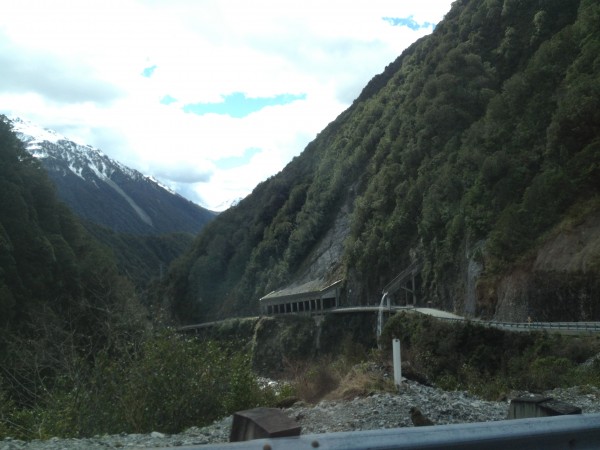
xmin=3 ymin=382 xmax=600 ymax=450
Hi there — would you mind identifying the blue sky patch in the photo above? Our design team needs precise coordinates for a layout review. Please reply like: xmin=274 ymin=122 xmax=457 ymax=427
xmin=141 ymin=65 xmax=158 ymax=78
xmin=214 ymin=147 xmax=262 ymax=170
xmin=160 ymin=95 xmax=177 ymax=105
xmin=383 ymin=16 xmax=435 ymax=31
xmin=183 ymin=92 xmax=306 ymax=118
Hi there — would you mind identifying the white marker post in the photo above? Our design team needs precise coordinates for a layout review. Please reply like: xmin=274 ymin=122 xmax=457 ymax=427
xmin=393 ymin=338 xmax=402 ymax=388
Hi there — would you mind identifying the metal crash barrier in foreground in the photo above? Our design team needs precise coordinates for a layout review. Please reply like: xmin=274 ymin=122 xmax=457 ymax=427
xmin=156 ymin=413 xmax=600 ymax=450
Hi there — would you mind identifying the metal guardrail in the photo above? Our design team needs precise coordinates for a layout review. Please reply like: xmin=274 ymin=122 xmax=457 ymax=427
xmin=435 ymin=316 xmax=600 ymax=334
xmin=156 ymin=414 xmax=600 ymax=449
xmin=490 ymin=320 xmax=600 ymax=333
xmin=340 ymin=305 xmax=600 ymax=334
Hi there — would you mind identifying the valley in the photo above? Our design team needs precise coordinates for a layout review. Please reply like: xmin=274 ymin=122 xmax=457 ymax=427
xmin=1 ymin=0 xmax=599 ymax=443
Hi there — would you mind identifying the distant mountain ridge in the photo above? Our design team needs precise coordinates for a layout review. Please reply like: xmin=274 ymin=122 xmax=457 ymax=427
xmin=10 ymin=117 xmax=216 ymax=235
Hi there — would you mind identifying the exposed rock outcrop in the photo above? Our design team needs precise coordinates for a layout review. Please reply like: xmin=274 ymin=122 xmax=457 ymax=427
xmin=490 ymin=209 xmax=600 ymax=322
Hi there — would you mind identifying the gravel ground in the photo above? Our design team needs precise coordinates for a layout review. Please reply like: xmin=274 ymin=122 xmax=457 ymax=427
xmin=3 ymin=382 xmax=600 ymax=450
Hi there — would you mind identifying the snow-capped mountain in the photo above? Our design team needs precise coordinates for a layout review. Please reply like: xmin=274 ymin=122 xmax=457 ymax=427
xmin=10 ymin=117 xmax=216 ymax=235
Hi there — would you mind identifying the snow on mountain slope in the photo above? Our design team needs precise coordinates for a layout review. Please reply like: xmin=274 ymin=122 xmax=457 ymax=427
xmin=13 ymin=117 xmax=146 ymax=185
xmin=9 ymin=117 xmax=216 ymax=235
xmin=10 ymin=117 xmax=66 ymax=146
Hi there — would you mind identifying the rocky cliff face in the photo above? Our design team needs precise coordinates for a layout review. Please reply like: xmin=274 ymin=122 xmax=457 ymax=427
xmin=290 ymin=200 xmax=600 ymax=322
xmin=490 ymin=207 xmax=600 ymax=321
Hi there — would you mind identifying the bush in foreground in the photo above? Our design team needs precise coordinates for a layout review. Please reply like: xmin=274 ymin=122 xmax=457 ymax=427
xmin=0 ymin=330 xmax=281 ymax=439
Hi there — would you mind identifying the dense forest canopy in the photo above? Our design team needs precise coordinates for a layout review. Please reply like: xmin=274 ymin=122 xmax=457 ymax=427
xmin=158 ymin=0 xmax=600 ymax=323
xmin=83 ymin=220 xmax=196 ymax=291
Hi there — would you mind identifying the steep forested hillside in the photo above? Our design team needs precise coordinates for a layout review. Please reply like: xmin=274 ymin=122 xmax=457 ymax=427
xmin=159 ymin=0 xmax=600 ymax=324
xmin=0 ymin=116 xmax=145 ymax=405
xmin=83 ymin=221 xmax=195 ymax=289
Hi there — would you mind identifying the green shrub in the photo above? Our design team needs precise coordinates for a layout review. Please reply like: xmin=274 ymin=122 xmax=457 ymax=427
xmin=0 ymin=330 xmax=282 ymax=439
xmin=0 ymin=383 xmax=16 ymax=438
xmin=380 ymin=312 xmax=600 ymax=399
xmin=527 ymin=356 xmax=575 ymax=391
xmin=101 ymin=332 xmax=277 ymax=434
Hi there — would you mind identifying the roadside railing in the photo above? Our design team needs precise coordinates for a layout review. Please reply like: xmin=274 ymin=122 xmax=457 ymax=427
xmin=362 ymin=305 xmax=600 ymax=334
xmin=434 ymin=316 xmax=600 ymax=334
xmin=156 ymin=413 xmax=600 ymax=450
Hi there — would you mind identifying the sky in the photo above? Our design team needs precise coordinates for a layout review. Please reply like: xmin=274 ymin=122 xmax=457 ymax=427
xmin=0 ymin=0 xmax=454 ymax=211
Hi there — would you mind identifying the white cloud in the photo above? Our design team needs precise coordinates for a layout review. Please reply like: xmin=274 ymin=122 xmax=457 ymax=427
xmin=0 ymin=0 xmax=453 ymax=211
